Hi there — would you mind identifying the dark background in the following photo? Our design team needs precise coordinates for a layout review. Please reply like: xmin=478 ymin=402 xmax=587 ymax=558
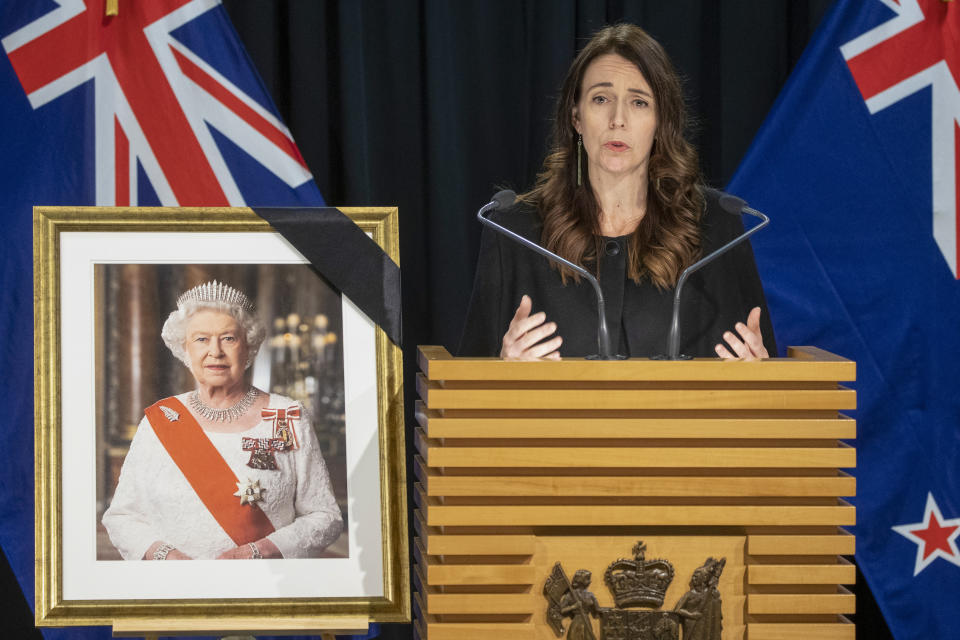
xmin=1 ymin=1 xmax=892 ymax=638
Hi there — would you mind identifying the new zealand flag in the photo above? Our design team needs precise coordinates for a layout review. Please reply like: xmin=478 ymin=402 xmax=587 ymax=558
xmin=0 ymin=1 xmax=342 ymax=638
xmin=729 ymin=0 xmax=960 ymax=636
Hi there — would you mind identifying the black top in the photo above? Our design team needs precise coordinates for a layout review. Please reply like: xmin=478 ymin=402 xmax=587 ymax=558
xmin=458 ymin=189 xmax=777 ymax=358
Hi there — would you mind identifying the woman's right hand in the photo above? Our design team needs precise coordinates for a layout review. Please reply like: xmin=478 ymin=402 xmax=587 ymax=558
xmin=500 ymin=295 xmax=562 ymax=360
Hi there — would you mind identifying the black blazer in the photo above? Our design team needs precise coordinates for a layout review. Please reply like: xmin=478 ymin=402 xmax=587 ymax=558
xmin=458 ymin=188 xmax=777 ymax=358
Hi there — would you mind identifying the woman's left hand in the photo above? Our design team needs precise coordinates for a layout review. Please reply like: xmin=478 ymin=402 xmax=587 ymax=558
xmin=715 ymin=307 xmax=768 ymax=361
xmin=216 ymin=538 xmax=283 ymax=559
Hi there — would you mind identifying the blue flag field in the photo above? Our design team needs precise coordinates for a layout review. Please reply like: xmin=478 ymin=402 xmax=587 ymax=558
xmin=730 ymin=0 xmax=960 ymax=636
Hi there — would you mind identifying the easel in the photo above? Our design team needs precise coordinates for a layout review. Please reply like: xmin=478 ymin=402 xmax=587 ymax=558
xmin=112 ymin=616 xmax=369 ymax=640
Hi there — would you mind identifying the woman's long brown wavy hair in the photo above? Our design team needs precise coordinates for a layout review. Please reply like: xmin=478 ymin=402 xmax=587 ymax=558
xmin=519 ymin=23 xmax=703 ymax=289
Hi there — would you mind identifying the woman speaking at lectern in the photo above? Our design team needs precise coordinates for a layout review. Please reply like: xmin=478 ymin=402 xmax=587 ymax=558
xmin=459 ymin=24 xmax=776 ymax=360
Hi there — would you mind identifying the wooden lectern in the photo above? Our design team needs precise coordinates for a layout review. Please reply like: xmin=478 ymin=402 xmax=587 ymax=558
xmin=413 ymin=346 xmax=856 ymax=640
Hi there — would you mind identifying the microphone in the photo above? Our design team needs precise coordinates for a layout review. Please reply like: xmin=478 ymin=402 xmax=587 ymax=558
xmin=659 ymin=190 xmax=770 ymax=360
xmin=476 ymin=190 xmax=623 ymax=360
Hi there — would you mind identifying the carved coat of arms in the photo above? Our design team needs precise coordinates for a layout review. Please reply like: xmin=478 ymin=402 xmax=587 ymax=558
xmin=543 ymin=541 xmax=726 ymax=640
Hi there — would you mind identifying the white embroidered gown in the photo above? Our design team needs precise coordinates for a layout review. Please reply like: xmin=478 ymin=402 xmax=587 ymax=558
xmin=102 ymin=392 xmax=344 ymax=560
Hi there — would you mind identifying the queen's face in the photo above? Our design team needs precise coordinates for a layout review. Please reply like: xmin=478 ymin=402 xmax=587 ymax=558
xmin=573 ymin=53 xmax=657 ymax=181
xmin=184 ymin=309 xmax=249 ymax=392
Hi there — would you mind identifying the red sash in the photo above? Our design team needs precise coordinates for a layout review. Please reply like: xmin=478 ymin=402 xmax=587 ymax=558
xmin=145 ymin=397 xmax=275 ymax=546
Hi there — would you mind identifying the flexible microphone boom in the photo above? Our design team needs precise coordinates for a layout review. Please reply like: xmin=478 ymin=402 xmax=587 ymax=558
xmin=476 ymin=190 xmax=622 ymax=360
xmin=660 ymin=191 xmax=770 ymax=360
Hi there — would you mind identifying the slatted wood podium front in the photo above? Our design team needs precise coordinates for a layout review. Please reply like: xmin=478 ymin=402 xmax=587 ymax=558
xmin=413 ymin=346 xmax=856 ymax=640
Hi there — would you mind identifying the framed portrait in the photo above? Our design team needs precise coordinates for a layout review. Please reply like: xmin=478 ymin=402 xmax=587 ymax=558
xmin=34 ymin=206 xmax=409 ymax=633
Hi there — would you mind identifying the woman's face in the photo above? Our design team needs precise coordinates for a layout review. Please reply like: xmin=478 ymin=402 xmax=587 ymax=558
xmin=184 ymin=309 xmax=249 ymax=391
xmin=573 ymin=53 xmax=657 ymax=182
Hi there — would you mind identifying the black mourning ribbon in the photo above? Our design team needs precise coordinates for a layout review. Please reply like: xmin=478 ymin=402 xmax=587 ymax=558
xmin=252 ymin=207 xmax=402 ymax=347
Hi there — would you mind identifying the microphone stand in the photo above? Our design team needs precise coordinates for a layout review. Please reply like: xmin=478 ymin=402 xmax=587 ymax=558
xmin=477 ymin=191 xmax=623 ymax=360
xmin=660 ymin=194 xmax=770 ymax=360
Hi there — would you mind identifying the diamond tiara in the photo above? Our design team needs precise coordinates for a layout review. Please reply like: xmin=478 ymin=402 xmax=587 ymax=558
xmin=176 ymin=280 xmax=254 ymax=312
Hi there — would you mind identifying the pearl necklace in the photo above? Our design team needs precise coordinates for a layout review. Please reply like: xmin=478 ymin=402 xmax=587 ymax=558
xmin=189 ymin=387 xmax=259 ymax=422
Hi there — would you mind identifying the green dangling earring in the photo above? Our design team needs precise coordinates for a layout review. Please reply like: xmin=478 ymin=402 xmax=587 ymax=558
xmin=577 ymin=134 xmax=583 ymax=186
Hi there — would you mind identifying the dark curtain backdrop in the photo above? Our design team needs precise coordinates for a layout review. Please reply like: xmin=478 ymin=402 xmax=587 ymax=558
xmin=217 ymin=2 xmax=891 ymax=639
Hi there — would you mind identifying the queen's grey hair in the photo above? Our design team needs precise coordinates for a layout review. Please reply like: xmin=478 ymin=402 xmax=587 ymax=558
xmin=161 ymin=299 xmax=267 ymax=369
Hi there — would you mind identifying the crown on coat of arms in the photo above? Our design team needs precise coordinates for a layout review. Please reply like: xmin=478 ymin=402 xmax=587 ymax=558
xmin=603 ymin=541 xmax=675 ymax=609
xmin=176 ymin=279 xmax=254 ymax=312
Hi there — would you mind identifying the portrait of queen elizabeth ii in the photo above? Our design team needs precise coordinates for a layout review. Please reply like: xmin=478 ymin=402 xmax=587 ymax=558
xmin=101 ymin=278 xmax=344 ymax=560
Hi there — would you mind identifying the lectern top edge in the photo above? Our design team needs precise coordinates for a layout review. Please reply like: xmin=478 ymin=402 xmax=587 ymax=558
xmin=418 ymin=346 xmax=856 ymax=383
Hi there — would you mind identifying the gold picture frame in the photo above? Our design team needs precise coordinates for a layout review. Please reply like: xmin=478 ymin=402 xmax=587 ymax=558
xmin=34 ymin=206 xmax=409 ymax=634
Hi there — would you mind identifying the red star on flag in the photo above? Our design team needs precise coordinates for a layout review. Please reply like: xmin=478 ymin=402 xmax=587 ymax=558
xmin=892 ymin=493 xmax=960 ymax=576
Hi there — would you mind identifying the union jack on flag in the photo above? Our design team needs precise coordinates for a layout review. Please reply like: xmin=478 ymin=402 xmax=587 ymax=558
xmin=841 ymin=0 xmax=960 ymax=277
xmin=1 ymin=0 xmax=323 ymax=207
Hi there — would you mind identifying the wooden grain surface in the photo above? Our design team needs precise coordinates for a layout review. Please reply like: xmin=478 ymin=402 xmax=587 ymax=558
xmin=749 ymin=533 xmax=855 ymax=556
xmin=418 ymin=375 xmax=856 ymax=410
xmin=417 ymin=404 xmax=856 ymax=439
xmin=418 ymin=346 xmax=855 ymax=382
xmin=423 ymin=503 xmax=855 ymax=527
xmin=748 ymin=590 xmax=855 ymax=615
xmin=747 ymin=622 xmax=854 ymax=640
xmin=419 ymin=443 xmax=856 ymax=471
xmin=414 ymin=345 xmax=856 ymax=639
xmin=418 ymin=465 xmax=856 ymax=498
xmin=747 ymin=563 xmax=856 ymax=585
